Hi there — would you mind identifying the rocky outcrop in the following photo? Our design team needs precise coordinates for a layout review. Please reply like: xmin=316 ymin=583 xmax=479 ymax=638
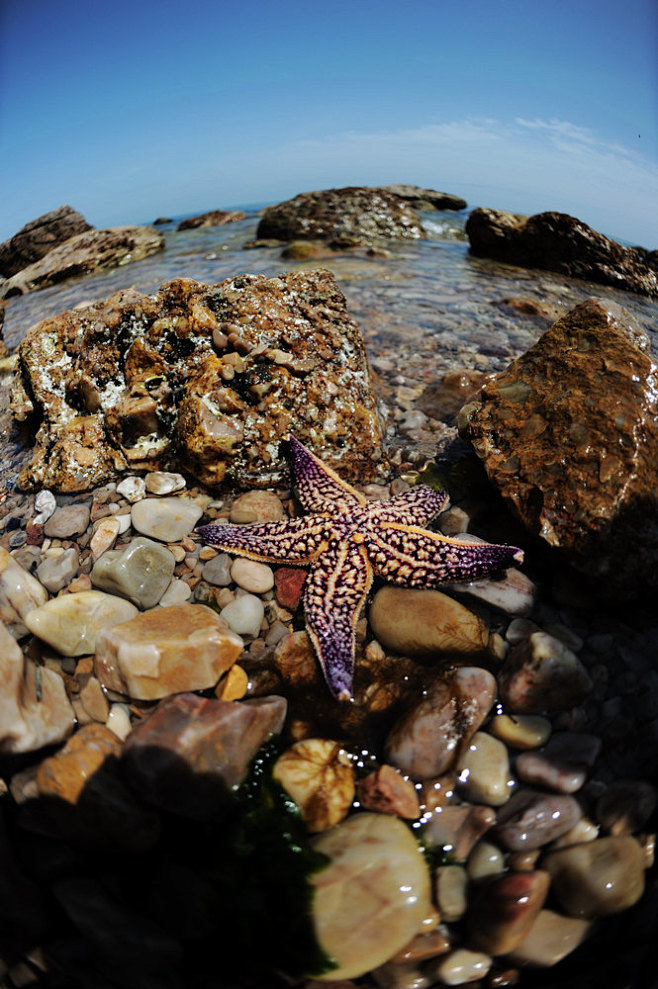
xmin=458 ymin=298 xmax=658 ymax=595
xmin=177 ymin=209 xmax=246 ymax=231
xmin=466 ymin=209 xmax=658 ymax=297
xmin=0 ymin=301 xmax=8 ymax=358
xmin=256 ymin=187 xmax=425 ymax=245
xmin=10 ymin=269 xmax=388 ymax=492
xmin=0 ymin=205 xmax=92 ymax=278
xmin=380 ymin=184 xmax=467 ymax=212
xmin=0 ymin=226 xmax=165 ymax=298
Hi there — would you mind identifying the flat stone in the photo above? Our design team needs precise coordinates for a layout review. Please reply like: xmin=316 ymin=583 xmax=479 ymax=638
xmin=144 ymin=471 xmax=186 ymax=495
xmin=468 ymin=870 xmax=550 ymax=955
xmin=516 ymin=731 xmax=601 ymax=793
xmin=25 ymin=590 xmax=138 ymax=656
xmin=456 ymin=731 xmax=512 ymax=806
xmin=121 ymin=692 xmax=287 ymax=818
xmin=274 ymin=566 xmax=307 ymax=609
xmin=230 ymin=558 xmax=274 ymax=594
xmin=201 ymin=552 xmax=233 ymax=586
xmin=91 ymin=536 xmax=175 ymax=609
xmin=310 ymin=813 xmax=432 ymax=980
xmin=508 ymin=909 xmax=591 ymax=967
xmin=493 ymin=789 xmax=582 ymax=851
xmin=0 ymin=546 xmax=49 ymax=636
xmin=94 ymin=603 xmax=243 ymax=700
xmin=543 ymin=836 xmax=646 ymax=917
xmin=498 ymin=631 xmax=592 ymax=713
xmin=220 ymin=593 xmax=264 ymax=637
xmin=385 ymin=666 xmax=496 ymax=780
xmin=444 ymin=560 xmax=536 ymax=616
xmin=43 ymin=503 xmax=90 ymax=538
xmin=131 ymin=497 xmax=202 ymax=542
xmin=0 ymin=620 xmax=75 ymax=754
xmin=429 ymin=949 xmax=492 ymax=987
xmin=369 ymin=587 xmax=490 ymax=657
xmin=229 ymin=490 xmax=284 ymax=523
xmin=36 ymin=547 xmax=80 ymax=593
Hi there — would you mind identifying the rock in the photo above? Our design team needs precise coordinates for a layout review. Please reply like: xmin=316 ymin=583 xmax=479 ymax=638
xmin=157 ymin=577 xmax=192 ymax=606
xmin=273 ymin=738 xmax=355 ymax=832
xmin=384 ymin=666 xmax=496 ymax=779
xmin=94 ymin=603 xmax=243 ymax=700
xmin=422 ymin=803 xmax=496 ymax=861
xmin=543 ymin=836 xmax=646 ymax=917
xmin=516 ymin=731 xmax=601 ymax=793
xmin=380 ymin=184 xmax=467 ymax=212
xmin=36 ymin=723 xmax=120 ymax=802
xmin=33 ymin=489 xmax=57 ymax=523
xmin=369 ymin=587 xmax=491 ymax=657
xmin=465 ymin=209 xmax=658 ymax=296
xmin=89 ymin=517 xmax=120 ymax=559
xmin=106 ymin=702 xmax=132 ymax=740
xmin=0 ymin=620 xmax=75 ymax=753
xmin=498 ymin=631 xmax=592 ymax=713
xmin=220 ymin=593 xmax=264 ymax=636
xmin=355 ymin=765 xmax=421 ymax=819
xmin=310 ymin=813 xmax=432 ymax=980
xmin=229 ymin=489 xmax=285 ymax=522
xmin=257 ymin=187 xmax=425 ymax=245
xmin=35 ymin=547 xmax=80 ymax=593
xmin=177 ymin=209 xmax=246 ymax=230
xmin=215 ymin=662 xmax=248 ymax=701
xmin=428 ymin=949 xmax=492 ymax=986
xmin=456 ymin=731 xmax=512 ymax=806
xmin=489 ymin=713 xmax=551 ymax=750
xmin=434 ymin=865 xmax=468 ymax=921
xmin=508 ymin=909 xmax=591 ymax=967
xmin=467 ymin=870 xmax=550 ymax=955
xmin=444 ymin=563 xmax=536 ymax=617
xmin=201 ymin=552 xmax=233 ymax=586
xmin=0 ymin=205 xmax=92 ymax=277
xmin=0 ymin=546 xmax=49 ymax=637
xmin=43 ymin=503 xmax=91 ymax=538
xmin=230 ymin=558 xmax=274 ymax=593
xmin=25 ymin=590 xmax=138 ymax=655
xmin=121 ymin=692 xmax=287 ymax=818
xmin=0 ymin=225 xmax=164 ymax=298
xmin=116 ymin=476 xmax=146 ymax=503
xmin=595 ymin=779 xmax=657 ymax=836
xmin=131 ymin=497 xmax=202 ymax=542
xmin=144 ymin=471 xmax=186 ymax=495
xmin=459 ymin=298 xmax=658 ymax=595
xmin=467 ymin=841 xmax=506 ymax=881
xmin=11 ymin=271 xmax=387 ymax=492
xmin=493 ymin=789 xmax=582 ymax=851
xmin=91 ymin=536 xmax=175 ymax=608
xmin=274 ymin=565 xmax=307 ymax=609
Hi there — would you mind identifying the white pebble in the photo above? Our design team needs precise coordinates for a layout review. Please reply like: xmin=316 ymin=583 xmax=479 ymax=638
xmin=221 ymin=594 xmax=264 ymax=637
xmin=433 ymin=948 xmax=492 ymax=986
xmin=158 ymin=578 xmax=193 ymax=607
xmin=231 ymin=558 xmax=274 ymax=594
xmin=145 ymin=471 xmax=186 ymax=496
xmin=34 ymin=489 xmax=57 ymax=524
xmin=106 ymin=703 xmax=132 ymax=741
xmin=117 ymin=476 xmax=146 ymax=503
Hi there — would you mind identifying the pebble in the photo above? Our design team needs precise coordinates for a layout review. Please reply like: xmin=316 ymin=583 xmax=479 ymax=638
xmin=33 ymin=489 xmax=57 ymax=524
xmin=508 ymin=909 xmax=591 ymax=967
xmin=106 ymin=703 xmax=133 ymax=741
xmin=36 ymin=547 xmax=80 ymax=593
xmin=493 ymin=789 xmax=582 ymax=850
xmin=467 ymin=841 xmax=506 ymax=881
xmin=229 ymin=489 xmax=284 ymax=523
xmin=274 ymin=738 xmax=355 ymax=832
xmin=215 ymin=663 xmax=248 ymax=701
xmin=385 ymin=667 xmax=496 ymax=780
xmin=438 ymin=506 xmax=469 ymax=535
xmin=389 ymin=928 xmax=450 ymax=965
xmin=230 ymin=558 xmax=274 ymax=594
xmin=116 ymin=476 xmax=146 ymax=503
xmin=144 ymin=471 xmax=186 ymax=495
xmin=310 ymin=813 xmax=432 ymax=980
xmin=89 ymin=517 xmax=120 ymax=560
xmin=489 ymin=713 xmax=552 ymax=750
xmin=456 ymin=731 xmax=512 ymax=806
xmin=220 ymin=593 xmax=265 ymax=637
xmin=91 ymin=536 xmax=175 ymax=609
xmin=371 ymin=960 xmax=430 ymax=989
xmin=131 ymin=497 xmax=203 ymax=542
xmin=116 ymin=513 xmax=132 ymax=534
xmin=434 ymin=865 xmax=467 ymax=921
xmin=595 ymin=779 xmax=657 ymax=836
xmin=9 ymin=530 xmax=27 ymax=548
xmin=468 ymin=870 xmax=550 ymax=955
xmin=157 ymin=577 xmax=192 ymax=607
xmin=516 ymin=731 xmax=601 ymax=793
xmin=369 ymin=587 xmax=490 ymax=657
xmin=445 ymin=563 xmax=536 ymax=617
xmin=355 ymin=765 xmax=421 ymax=819
xmin=25 ymin=590 xmax=138 ymax=656
xmin=0 ymin=546 xmax=49 ymax=636
xmin=43 ymin=503 xmax=91 ymax=538
xmin=423 ymin=804 xmax=496 ymax=861
xmin=430 ymin=948 xmax=492 ymax=986
xmin=543 ymin=835 xmax=646 ymax=917
xmin=498 ymin=631 xmax=593 ymax=713
xmin=274 ymin=566 xmax=307 ymax=609
xmin=36 ymin=723 xmax=122 ymax=805
xmin=94 ymin=603 xmax=244 ymax=700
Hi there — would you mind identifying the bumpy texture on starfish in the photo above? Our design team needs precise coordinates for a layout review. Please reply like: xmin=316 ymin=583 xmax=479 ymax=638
xmin=197 ymin=436 xmax=523 ymax=701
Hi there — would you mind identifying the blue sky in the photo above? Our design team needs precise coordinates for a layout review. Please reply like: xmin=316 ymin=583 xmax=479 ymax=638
xmin=1 ymin=0 xmax=657 ymax=245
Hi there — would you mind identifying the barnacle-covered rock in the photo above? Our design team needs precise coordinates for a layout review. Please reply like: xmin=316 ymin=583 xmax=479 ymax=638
xmin=10 ymin=270 xmax=388 ymax=491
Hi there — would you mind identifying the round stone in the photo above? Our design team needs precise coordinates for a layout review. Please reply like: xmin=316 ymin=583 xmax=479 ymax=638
xmin=229 ymin=490 xmax=284 ymax=523
xmin=220 ymin=594 xmax=265 ymax=637
xmin=201 ymin=553 xmax=233 ymax=586
xmin=131 ymin=497 xmax=203 ymax=542
xmin=431 ymin=948 xmax=492 ymax=987
xmin=230 ymin=558 xmax=274 ymax=594
xmin=490 ymin=713 xmax=552 ymax=750
xmin=43 ymin=503 xmax=91 ymax=538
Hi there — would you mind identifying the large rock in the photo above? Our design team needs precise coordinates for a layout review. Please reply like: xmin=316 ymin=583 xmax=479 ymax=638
xmin=381 ymin=184 xmax=467 ymax=212
xmin=466 ymin=209 xmax=658 ymax=297
xmin=0 ymin=225 xmax=164 ymax=298
xmin=10 ymin=270 xmax=387 ymax=491
xmin=459 ymin=298 xmax=658 ymax=594
xmin=256 ymin=187 xmax=425 ymax=244
xmin=177 ymin=209 xmax=246 ymax=230
xmin=0 ymin=205 xmax=92 ymax=278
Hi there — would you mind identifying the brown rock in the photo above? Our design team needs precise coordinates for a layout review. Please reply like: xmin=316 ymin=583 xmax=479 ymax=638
xmin=468 ymin=871 xmax=550 ymax=955
xmin=11 ymin=271 xmax=388 ymax=492
xmin=121 ymin=692 xmax=287 ymax=818
xmin=280 ymin=241 xmax=335 ymax=260
xmin=356 ymin=764 xmax=421 ymax=819
xmin=493 ymin=789 xmax=582 ymax=851
xmin=543 ymin=836 xmax=646 ymax=917
xmin=177 ymin=208 xmax=246 ymax=230
xmin=369 ymin=586 xmax=491 ymax=658
xmin=36 ymin=722 xmax=122 ymax=803
xmin=274 ymin=566 xmax=307 ymax=610
xmin=0 ymin=205 xmax=92 ymax=277
xmin=1 ymin=225 xmax=164 ymax=298
xmin=459 ymin=298 xmax=658 ymax=594
xmin=466 ymin=209 xmax=658 ymax=296
xmin=498 ymin=631 xmax=592 ymax=713
xmin=380 ymin=184 xmax=467 ymax=212
xmin=257 ymin=187 xmax=425 ymax=244
xmin=423 ymin=803 xmax=496 ymax=861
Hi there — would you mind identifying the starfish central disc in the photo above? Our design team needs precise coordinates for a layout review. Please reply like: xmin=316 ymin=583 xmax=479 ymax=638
xmin=197 ymin=436 xmax=524 ymax=701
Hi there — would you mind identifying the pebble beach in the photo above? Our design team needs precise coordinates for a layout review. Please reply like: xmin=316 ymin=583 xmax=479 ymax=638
xmin=1 ymin=195 xmax=658 ymax=989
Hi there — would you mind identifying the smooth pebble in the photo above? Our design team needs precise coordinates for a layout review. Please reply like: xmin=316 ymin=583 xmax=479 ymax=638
xmin=220 ymin=594 xmax=264 ymax=637
xmin=231 ymin=558 xmax=274 ymax=594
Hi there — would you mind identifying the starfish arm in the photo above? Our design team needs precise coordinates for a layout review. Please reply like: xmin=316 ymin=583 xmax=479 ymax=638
xmin=366 ymin=522 xmax=524 ymax=586
xmin=303 ymin=538 xmax=373 ymax=702
xmin=365 ymin=485 xmax=449 ymax=527
xmin=196 ymin=516 xmax=330 ymax=565
xmin=287 ymin=435 xmax=366 ymax=514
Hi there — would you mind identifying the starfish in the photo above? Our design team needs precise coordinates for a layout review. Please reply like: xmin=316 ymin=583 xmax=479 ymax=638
xmin=197 ymin=436 xmax=523 ymax=701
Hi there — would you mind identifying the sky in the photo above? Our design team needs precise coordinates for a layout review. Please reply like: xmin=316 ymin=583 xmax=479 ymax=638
xmin=1 ymin=0 xmax=657 ymax=246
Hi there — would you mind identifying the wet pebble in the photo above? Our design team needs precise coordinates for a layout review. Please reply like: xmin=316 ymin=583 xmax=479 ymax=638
xmin=274 ymin=738 xmax=355 ymax=832
xmin=543 ymin=835 xmax=646 ymax=917
xmin=116 ymin=476 xmax=146 ymax=503
xmin=144 ymin=471 xmax=186 ymax=495
xmin=444 ymin=562 xmax=536 ymax=617
xmin=429 ymin=948 xmax=492 ymax=986
xmin=91 ymin=536 xmax=175 ymax=609
xmin=493 ymin=789 xmax=582 ymax=851
xmin=489 ymin=713 xmax=551 ymax=750
xmin=499 ymin=631 xmax=593 ymax=713
xmin=201 ymin=552 xmax=233 ymax=586
xmin=468 ymin=870 xmax=550 ymax=955
xmin=43 ymin=503 xmax=90 ymax=538
xmin=274 ymin=566 xmax=307 ymax=609
xmin=0 ymin=547 xmax=49 ymax=635
xmin=456 ymin=731 xmax=512 ymax=806
xmin=434 ymin=864 xmax=467 ymax=921
xmin=89 ymin=517 xmax=120 ymax=560
xmin=423 ymin=804 xmax=496 ymax=861
xmin=467 ymin=841 xmax=506 ymax=881
xmin=220 ymin=593 xmax=265 ymax=637
xmin=157 ymin=577 xmax=192 ymax=607
xmin=230 ymin=557 xmax=274 ymax=594
xmin=508 ymin=909 xmax=591 ymax=967
xmin=131 ymin=497 xmax=202 ymax=542
xmin=369 ymin=587 xmax=490 ymax=657
xmin=355 ymin=764 xmax=421 ymax=819
xmin=516 ymin=731 xmax=601 ymax=793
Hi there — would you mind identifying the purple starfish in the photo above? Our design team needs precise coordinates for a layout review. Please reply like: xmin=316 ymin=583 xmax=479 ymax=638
xmin=197 ymin=436 xmax=523 ymax=701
